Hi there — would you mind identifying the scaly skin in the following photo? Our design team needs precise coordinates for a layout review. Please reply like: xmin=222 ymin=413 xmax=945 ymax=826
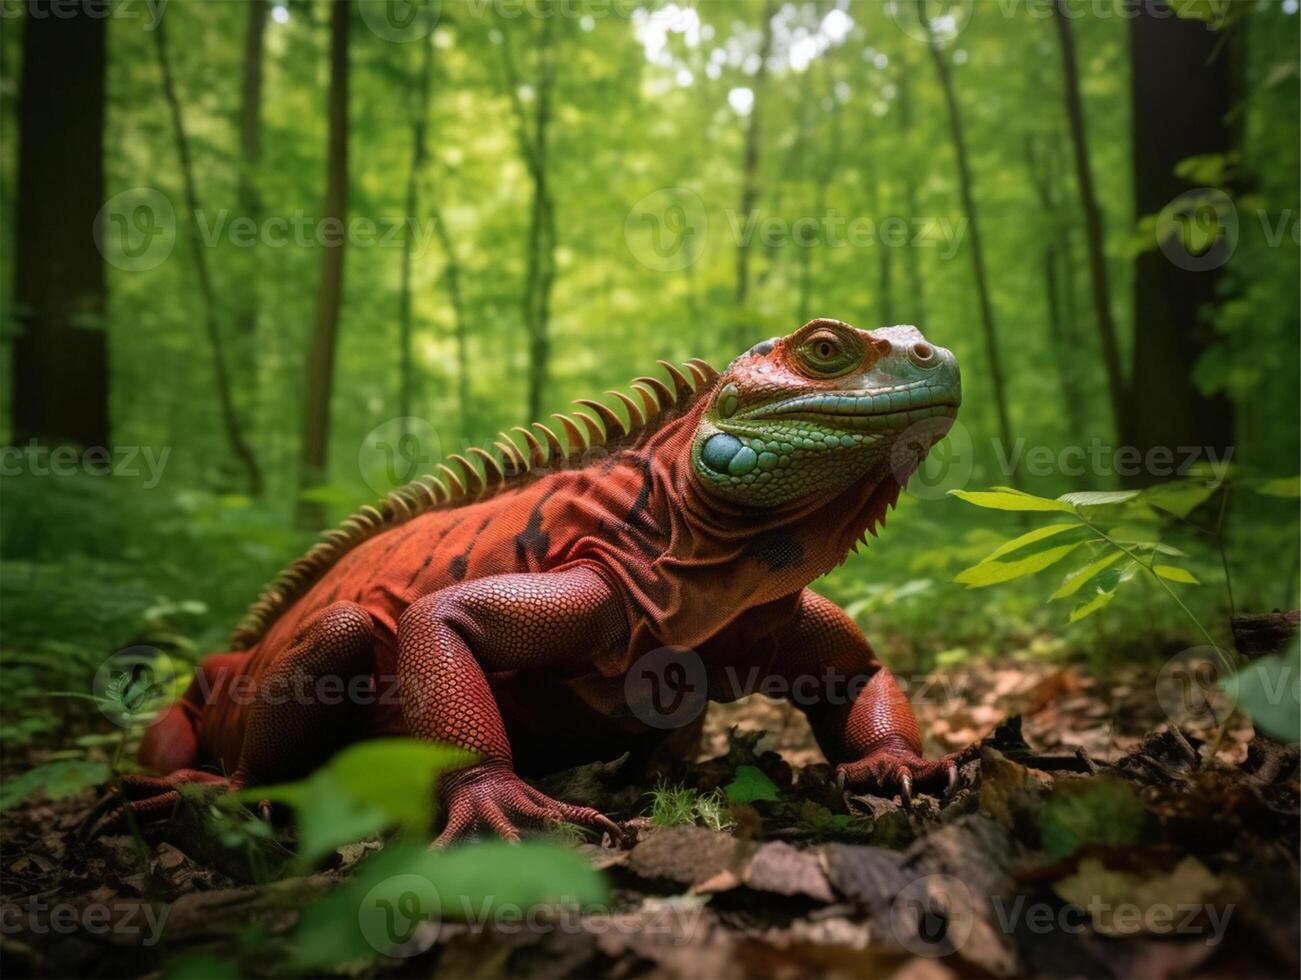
xmin=119 ymin=318 xmax=963 ymax=844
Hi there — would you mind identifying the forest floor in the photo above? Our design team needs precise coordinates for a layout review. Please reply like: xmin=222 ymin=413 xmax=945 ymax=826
xmin=2 ymin=655 xmax=1298 ymax=980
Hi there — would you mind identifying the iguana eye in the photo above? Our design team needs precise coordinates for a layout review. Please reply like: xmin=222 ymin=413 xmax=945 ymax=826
xmin=797 ymin=329 xmax=857 ymax=377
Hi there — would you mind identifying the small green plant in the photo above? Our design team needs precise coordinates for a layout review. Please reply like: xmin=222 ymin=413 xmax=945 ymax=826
xmin=647 ymin=781 xmax=735 ymax=832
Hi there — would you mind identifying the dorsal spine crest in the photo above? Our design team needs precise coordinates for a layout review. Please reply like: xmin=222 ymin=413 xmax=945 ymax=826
xmin=227 ymin=358 xmax=717 ymax=649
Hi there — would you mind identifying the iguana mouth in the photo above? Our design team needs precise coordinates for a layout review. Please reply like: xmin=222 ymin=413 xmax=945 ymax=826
xmin=743 ymin=384 xmax=960 ymax=430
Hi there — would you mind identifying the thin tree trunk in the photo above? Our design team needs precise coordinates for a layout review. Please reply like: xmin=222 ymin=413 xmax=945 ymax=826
xmin=430 ymin=203 xmax=470 ymax=429
xmin=499 ymin=8 xmax=557 ymax=423
xmin=296 ymin=0 xmax=350 ymax=527
xmin=733 ymin=0 xmax=776 ymax=345
xmin=235 ymin=0 xmax=267 ymax=477
xmin=865 ymin=123 xmax=894 ymax=327
xmin=896 ymin=61 xmax=926 ymax=326
xmin=154 ymin=18 xmax=263 ymax=496
xmin=1053 ymin=0 xmax=1128 ymax=447
xmin=12 ymin=0 xmax=109 ymax=450
xmin=1024 ymin=135 xmax=1092 ymax=476
xmin=918 ymin=1 xmax=1017 ymax=483
xmin=398 ymin=11 xmax=435 ymax=443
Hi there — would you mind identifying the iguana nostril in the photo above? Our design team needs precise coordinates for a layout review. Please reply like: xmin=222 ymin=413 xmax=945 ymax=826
xmin=909 ymin=342 xmax=936 ymax=367
xmin=701 ymin=432 xmax=743 ymax=473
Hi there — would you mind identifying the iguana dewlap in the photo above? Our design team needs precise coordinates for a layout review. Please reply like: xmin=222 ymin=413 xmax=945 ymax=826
xmin=127 ymin=318 xmax=962 ymax=843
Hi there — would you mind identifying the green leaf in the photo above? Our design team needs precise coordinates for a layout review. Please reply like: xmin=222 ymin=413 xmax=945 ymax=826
xmin=724 ymin=764 xmax=779 ymax=804
xmin=1220 ymin=642 xmax=1300 ymax=744
xmin=954 ymin=543 xmax=1084 ymax=588
xmin=1057 ymin=490 xmax=1140 ymax=508
xmin=1051 ymin=551 xmax=1126 ymax=600
xmin=0 ymin=760 xmax=109 ymax=811
xmin=1154 ymin=565 xmax=1200 ymax=585
xmin=1139 ymin=479 xmax=1220 ymax=518
xmin=242 ymin=739 xmax=475 ymax=863
xmin=1248 ymin=475 xmax=1301 ymax=498
xmin=977 ymin=523 xmax=1084 ymax=564
xmin=949 ymin=488 xmax=1074 ymax=513
xmin=291 ymin=840 xmax=608 ymax=967
xmin=1040 ymin=777 xmax=1148 ymax=858
xmin=1069 ymin=588 xmax=1118 ymax=623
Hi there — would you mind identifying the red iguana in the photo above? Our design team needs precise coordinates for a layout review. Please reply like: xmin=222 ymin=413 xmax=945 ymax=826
xmin=111 ymin=318 xmax=963 ymax=844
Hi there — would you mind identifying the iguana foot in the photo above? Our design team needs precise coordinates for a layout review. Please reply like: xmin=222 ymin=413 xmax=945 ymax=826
xmin=835 ymin=748 xmax=963 ymax=809
xmin=434 ymin=761 xmax=621 ymax=847
xmin=80 ymin=769 xmax=234 ymax=840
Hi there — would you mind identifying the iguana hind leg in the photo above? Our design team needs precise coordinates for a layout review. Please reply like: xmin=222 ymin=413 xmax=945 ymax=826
xmin=92 ymin=602 xmax=377 ymax=837
xmin=398 ymin=565 xmax=627 ymax=844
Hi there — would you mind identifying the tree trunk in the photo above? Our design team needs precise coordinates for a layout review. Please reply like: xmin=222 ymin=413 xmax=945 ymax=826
xmin=895 ymin=61 xmax=926 ymax=326
xmin=235 ymin=0 xmax=268 ymax=465
xmin=11 ymin=0 xmax=109 ymax=450
xmin=1126 ymin=1 xmax=1239 ymax=477
xmin=155 ymin=18 xmax=263 ymax=496
xmin=296 ymin=0 xmax=350 ymax=528
xmin=398 ymin=13 xmax=435 ymax=438
xmin=733 ymin=0 xmax=776 ymax=345
xmin=1053 ymin=0 xmax=1128 ymax=448
xmin=499 ymin=8 xmax=558 ymax=423
xmin=864 ymin=122 xmax=894 ymax=328
xmin=919 ymin=1 xmax=1017 ymax=483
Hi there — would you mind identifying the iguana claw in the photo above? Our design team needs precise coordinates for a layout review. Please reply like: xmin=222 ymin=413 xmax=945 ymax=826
xmin=434 ymin=761 xmax=622 ymax=848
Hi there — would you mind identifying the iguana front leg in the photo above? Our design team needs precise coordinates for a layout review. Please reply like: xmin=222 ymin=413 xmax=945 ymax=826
xmin=770 ymin=590 xmax=960 ymax=805
xmin=398 ymin=565 xmax=627 ymax=845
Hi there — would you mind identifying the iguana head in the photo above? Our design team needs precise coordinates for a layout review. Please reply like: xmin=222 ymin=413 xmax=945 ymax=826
xmin=691 ymin=318 xmax=960 ymax=507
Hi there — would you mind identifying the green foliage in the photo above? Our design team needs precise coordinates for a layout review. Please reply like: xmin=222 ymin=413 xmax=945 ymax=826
xmin=1040 ymin=777 xmax=1148 ymax=859
xmin=289 ymin=839 xmax=608 ymax=968
xmin=647 ymin=781 xmax=735 ymax=831
xmin=723 ymin=765 xmax=780 ymax=805
xmin=948 ymin=475 xmax=1298 ymax=654
xmin=240 ymin=739 xmax=475 ymax=863
xmin=0 ymin=759 xmax=109 ymax=811
xmin=1221 ymin=640 xmax=1301 ymax=744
